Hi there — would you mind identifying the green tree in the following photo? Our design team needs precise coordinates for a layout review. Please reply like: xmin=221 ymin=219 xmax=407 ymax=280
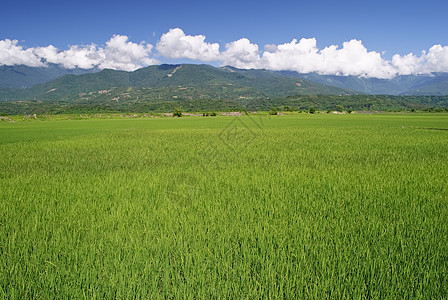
xmin=173 ymin=107 xmax=183 ymax=117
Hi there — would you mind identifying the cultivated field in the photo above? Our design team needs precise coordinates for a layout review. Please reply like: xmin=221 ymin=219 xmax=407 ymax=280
xmin=1 ymin=113 xmax=447 ymax=298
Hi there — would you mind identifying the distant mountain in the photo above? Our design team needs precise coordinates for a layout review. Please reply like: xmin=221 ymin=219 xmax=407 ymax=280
xmin=0 ymin=64 xmax=95 ymax=89
xmin=1 ymin=64 xmax=447 ymax=102
xmin=401 ymin=74 xmax=448 ymax=95
xmin=278 ymin=71 xmax=448 ymax=95
xmin=0 ymin=64 xmax=354 ymax=102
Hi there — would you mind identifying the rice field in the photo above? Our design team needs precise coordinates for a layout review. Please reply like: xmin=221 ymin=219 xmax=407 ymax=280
xmin=1 ymin=113 xmax=447 ymax=298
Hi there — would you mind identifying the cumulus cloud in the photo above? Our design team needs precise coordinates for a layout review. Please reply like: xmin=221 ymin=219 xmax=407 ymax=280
xmin=0 ymin=39 xmax=44 ymax=67
xmin=220 ymin=38 xmax=260 ymax=68
xmin=1 ymin=28 xmax=448 ymax=78
xmin=98 ymin=35 xmax=157 ymax=70
xmin=1 ymin=35 xmax=157 ymax=71
xmin=264 ymin=44 xmax=278 ymax=53
xmin=391 ymin=52 xmax=422 ymax=75
xmin=153 ymin=29 xmax=448 ymax=78
xmin=156 ymin=28 xmax=220 ymax=61
xmin=392 ymin=45 xmax=448 ymax=75
xmin=33 ymin=44 xmax=100 ymax=69
xmin=257 ymin=38 xmax=396 ymax=78
xmin=259 ymin=38 xmax=321 ymax=73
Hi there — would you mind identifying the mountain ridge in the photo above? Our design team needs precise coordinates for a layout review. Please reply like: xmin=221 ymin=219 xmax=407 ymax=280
xmin=0 ymin=64 xmax=94 ymax=89
xmin=0 ymin=64 xmax=355 ymax=102
xmin=278 ymin=71 xmax=448 ymax=95
xmin=1 ymin=64 xmax=448 ymax=98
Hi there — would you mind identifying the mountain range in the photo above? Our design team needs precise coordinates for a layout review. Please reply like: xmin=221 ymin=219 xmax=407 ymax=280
xmin=0 ymin=64 xmax=447 ymax=104
xmin=280 ymin=71 xmax=448 ymax=95
xmin=0 ymin=64 xmax=353 ymax=102
xmin=0 ymin=64 xmax=93 ymax=89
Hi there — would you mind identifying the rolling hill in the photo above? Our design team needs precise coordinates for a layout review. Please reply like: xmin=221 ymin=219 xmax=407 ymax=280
xmin=1 ymin=64 xmax=447 ymax=115
xmin=0 ymin=64 xmax=354 ymax=102
xmin=279 ymin=71 xmax=448 ymax=95
xmin=0 ymin=64 xmax=94 ymax=89
xmin=2 ymin=64 xmax=448 ymax=98
xmin=402 ymin=74 xmax=448 ymax=95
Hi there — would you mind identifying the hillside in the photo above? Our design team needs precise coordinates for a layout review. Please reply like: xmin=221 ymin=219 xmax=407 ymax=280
xmin=279 ymin=71 xmax=448 ymax=95
xmin=2 ymin=64 xmax=448 ymax=98
xmin=0 ymin=64 xmax=94 ymax=89
xmin=0 ymin=64 xmax=354 ymax=102
xmin=1 ymin=93 xmax=447 ymax=115
xmin=402 ymin=75 xmax=448 ymax=95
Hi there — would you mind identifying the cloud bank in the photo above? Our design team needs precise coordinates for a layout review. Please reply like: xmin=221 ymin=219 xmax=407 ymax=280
xmin=0 ymin=39 xmax=45 ymax=67
xmin=1 ymin=28 xmax=448 ymax=78
xmin=156 ymin=28 xmax=220 ymax=61
xmin=1 ymin=35 xmax=158 ymax=71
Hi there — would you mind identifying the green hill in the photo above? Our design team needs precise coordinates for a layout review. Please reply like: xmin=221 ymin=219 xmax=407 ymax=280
xmin=403 ymin=75 xmax=448 ymax=95
xmin=0 ymin=64 xmax=94 ymax=89
xmin=0 ymin=64 xmax=355 ymax=102
xmin=3 ymin=64 xmax=448 ymax=97
xmin=280 ymin=71 xmax=448 ymax=95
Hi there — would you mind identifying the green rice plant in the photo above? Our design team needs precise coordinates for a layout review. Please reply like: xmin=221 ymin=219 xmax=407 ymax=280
xmin=0 ymin=113 xmax=447 ymax=298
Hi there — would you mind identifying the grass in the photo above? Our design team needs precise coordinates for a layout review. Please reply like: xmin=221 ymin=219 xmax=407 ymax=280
xmin=1 ymin=113 xmax=447 ymax=298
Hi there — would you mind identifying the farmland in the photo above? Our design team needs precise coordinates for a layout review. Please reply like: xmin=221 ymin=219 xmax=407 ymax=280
xmin=1 ymin=113 xmax=447 ymax=298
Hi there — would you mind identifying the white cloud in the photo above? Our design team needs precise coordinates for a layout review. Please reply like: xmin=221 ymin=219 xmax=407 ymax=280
xmin=259 ymin=38 xmax=321 ymax=74
xmin=1 ymin=35 xmax=157 ymax=71
xmin=391 ymin=52 xmax=422 ymax=75
xmin=255 ymin=38 xmax=397 ymax=78
xmin=1 ymin=28 xmax=447 ymax=78
xmin=220 ymin=38 xmax=260 ymax=68
xmin=391 ymin=45 xmax=448 ymax=75
xmin=422 ymin=45 xmax=448 ymax=72
xmin=97 ymin=35 xmax=157 ymax=71
xmin=320 ymin=40 xmax=396 ymax=78
xmin=0 ymin=39 xmax=44 ymax=67
xmin=153 ymin=29 xmax=447 ymax=78
xmin=264 ymin=44 xmax=278 ymax=53
xmin=156 ymin=28 xmax=220 ymax=61
xmin=33 ymin=44 xmax=101 ymax=69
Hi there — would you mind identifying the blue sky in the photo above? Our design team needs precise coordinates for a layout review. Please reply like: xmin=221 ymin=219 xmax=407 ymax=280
xmin=1 ymin=0 xmax=447 ymax=78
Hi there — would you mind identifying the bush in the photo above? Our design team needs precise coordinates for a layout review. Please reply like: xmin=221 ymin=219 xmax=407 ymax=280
xmin=309 ymin=107 xmax=316 ymax=114
xmin=173 ymin=107 xmax=182 ymax=117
